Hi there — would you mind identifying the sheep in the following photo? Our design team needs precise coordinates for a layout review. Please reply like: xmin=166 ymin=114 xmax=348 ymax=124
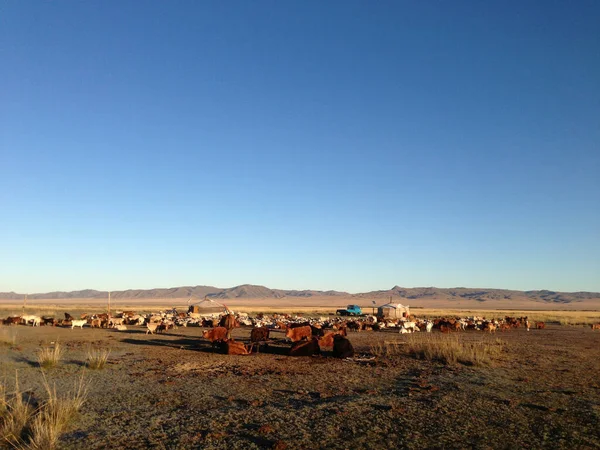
xmin=71 ymin=319 xmax=87 ymax=329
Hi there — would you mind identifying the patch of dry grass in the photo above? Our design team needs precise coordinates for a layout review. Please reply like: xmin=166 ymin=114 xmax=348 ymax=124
xmin=86 ymin=347 xmax=110 ymax=370
xmin=0 ymin=374 xmax=33 ymax=447
xmin=416 ymin=309 xmax=600 ymax=326
xmin=0 ymin=372 xmax=87 ymax=449
xmin=37 ymin=343 xmax=63 ymax=369
xmin=370 ymin=334 xmax=505 ymax=366
xmin=405 ymin=334 xmax=505 ymax=366
xmin=370 ymin=341 xmax=406 ymax=358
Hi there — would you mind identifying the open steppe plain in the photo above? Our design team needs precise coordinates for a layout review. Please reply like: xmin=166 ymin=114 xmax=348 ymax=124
xmin=1 ymin=299 xmax=600 ymax=449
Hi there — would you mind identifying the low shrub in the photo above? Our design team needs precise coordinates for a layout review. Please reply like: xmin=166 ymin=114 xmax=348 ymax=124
xmin=37 ymin=342 xmax=64 ymax=369
xmin=86 ymin=348 xmax=110 ymax=370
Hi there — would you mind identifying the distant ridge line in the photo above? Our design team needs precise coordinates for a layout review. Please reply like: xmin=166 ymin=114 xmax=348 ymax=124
xmin=1 ymin=284 xmax=599 ymax=305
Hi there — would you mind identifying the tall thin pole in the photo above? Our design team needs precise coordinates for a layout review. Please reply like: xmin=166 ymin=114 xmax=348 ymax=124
xmin=22 ymin=294 xmax=27 ymax=315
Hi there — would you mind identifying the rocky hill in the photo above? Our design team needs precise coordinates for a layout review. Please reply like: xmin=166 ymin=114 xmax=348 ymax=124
xmin=1 ymin=284 xmax=599 ymax=306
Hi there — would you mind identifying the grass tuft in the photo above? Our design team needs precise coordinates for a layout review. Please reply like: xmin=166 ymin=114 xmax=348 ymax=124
xmin=86 ymin=348 xmax=110 ymax=370
xmin=0 ymin=371 xmax=87 ymax=449
xmin=37 ymin=343 xmax=64 ymax=369
xmin=0 ymin=373 xmax=33 ymax=447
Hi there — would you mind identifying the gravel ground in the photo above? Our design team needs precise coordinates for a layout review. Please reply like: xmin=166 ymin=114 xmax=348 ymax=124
xmin=1 ymin=323 xmax=599 ymax=449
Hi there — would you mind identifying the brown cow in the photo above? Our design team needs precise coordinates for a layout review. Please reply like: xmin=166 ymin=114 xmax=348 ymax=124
xmin=219 ymin=340 xmax=250 ymax=355
xmin=250 ymin=327 xmax=270 ymax=343
xmin=289 ymin=337 xmax=320 ymax=357
xmin=318 ymin=330 xmax=347 ymax=348
xmin=318 ymin=332 xmax=336 ymax=348
xmin=219 ymin=314 xmax=239 ymax=339
xmin=590 ymin=323 xmax=600 ymax=331
xmin=285 ymin=325 xmax=311 ymax=342
xmin=332 ymin=335 xmax=354 ymax=358
xmin=90 ymin=318 xmax=102 ymax=328
xmin=536 ymin=322 xmax=545 ymax=329
xmin=202 ymin=327 xmax=228 ymax=343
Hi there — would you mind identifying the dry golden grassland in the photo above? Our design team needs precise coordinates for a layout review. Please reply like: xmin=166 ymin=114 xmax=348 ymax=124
xmin=415 ymin=309 xmax=600 ymax=325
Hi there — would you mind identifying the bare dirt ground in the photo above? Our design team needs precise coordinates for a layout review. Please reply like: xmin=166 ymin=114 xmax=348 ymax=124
xmin=1 ymin=319 xmax=600 ymax=449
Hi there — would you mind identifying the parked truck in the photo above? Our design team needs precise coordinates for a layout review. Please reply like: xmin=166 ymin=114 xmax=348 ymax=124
xmin=336 ymin=305 xmax=362 ymax=316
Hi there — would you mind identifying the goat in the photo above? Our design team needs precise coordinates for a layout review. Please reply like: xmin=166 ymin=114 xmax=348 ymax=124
xmin=71 ymin=319 xmax=86 ymax=329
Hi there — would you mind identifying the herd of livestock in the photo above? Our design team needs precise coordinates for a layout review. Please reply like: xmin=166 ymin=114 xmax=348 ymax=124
xmin=4 ymin=310 xmax=600 ymax=357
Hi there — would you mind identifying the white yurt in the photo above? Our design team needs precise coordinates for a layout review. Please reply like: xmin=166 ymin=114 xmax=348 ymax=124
xmin=187 ymin=297 xmax=231 ymax=317
xmin=377 ymin=303 xmax=410 ymax=319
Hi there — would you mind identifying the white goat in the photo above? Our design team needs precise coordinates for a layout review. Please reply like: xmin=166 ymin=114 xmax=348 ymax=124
xmin=71 ymin=319 xmax=86 ymax=329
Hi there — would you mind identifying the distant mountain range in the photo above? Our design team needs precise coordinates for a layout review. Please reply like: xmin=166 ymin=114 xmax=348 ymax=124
xmin=1 ymin=284 xmax=599 ymax=305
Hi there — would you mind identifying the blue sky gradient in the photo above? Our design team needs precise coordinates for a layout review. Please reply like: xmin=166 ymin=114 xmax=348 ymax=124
xmin=1 ymin=1 xmax=599 ymax=293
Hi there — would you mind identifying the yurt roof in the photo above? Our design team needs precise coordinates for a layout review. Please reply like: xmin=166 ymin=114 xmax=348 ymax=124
xmin=188 ymin=298 xmax=230 ymax=312
xmin=378 ymin=303 xmax=408 ymax=309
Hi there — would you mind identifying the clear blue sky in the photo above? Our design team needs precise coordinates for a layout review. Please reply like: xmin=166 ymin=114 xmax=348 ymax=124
xmin=1 ymin=1 xmax=599 ymax=294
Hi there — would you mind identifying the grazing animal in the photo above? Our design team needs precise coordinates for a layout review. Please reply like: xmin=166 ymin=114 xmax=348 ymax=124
xmin=289 ymin=337 xmax=321 ymax=357
xmin=310 ymin=325 xmax=325 ymax=337
xmin=332 ymin=335 xmax=355 ymax=358
xmin=90 ymin=318 xmax=102 ymax=328
xmin=115 ymin=324 xmax=127 ymax=331
xmin=318 ymin=332 xmax=337 ymax=348
xmin=219 ymin=340 xmax=250 ymax=355
xmin=202 ymin=327 xmax=228 ymax=343
xmin=484 ymin=323 xmax=497 ymax=333
xmin=109 ymin=318 xmax=124 ymax=327
xmin=285 ymin=325 xmax=312 ymax=342
xmin=400 ymin=322 xmax=419 ymax=333
xmin=64 ymin=313 xmax=74 ymax=321
xmin=71 ymin=319 xmax=86 ymax=329
xmin=202 ymin=318 xmax=218 ymax=328
xmin=4 ymin=317 xmax=21 ymax=326
xmin=425 ymin=322 xmax=434 ymax=333
xmin=21 ymin=315 xmax=42 ymax=327
xmin=219 ymin=314 xmax=239 ymax=339
xmin=156 ymin=322 xmax=170 ymax=334
xmin=42 ymin=317 xmax=57 ymax=326
xmin=146 ymin=323 xmax=159 ymax=335
xmin=590 ymin=323 xmax=600 ymax=331
xmin=536 ymin=322 xmax=545 ymax=330
xmin=250 ymin=327 xmax=270 ymax=343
